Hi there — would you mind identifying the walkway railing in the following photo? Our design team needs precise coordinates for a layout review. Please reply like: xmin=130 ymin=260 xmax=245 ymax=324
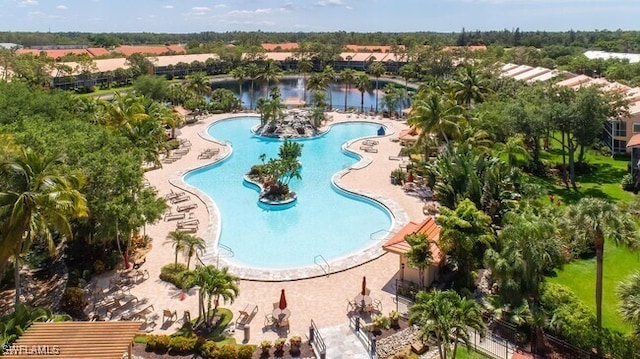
xmin=309 ymin=319 xmax=327 ymax=359
xmin=216 ymin=243 xmax=234 ymax=268
xmin=348 ymin=315 xmax=377 ymax=358
xmin=313 ymin=255 xmax=330 ymax=276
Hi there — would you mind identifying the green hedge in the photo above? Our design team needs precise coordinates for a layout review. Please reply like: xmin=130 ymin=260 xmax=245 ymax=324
xmin=146 ymin=334 xmax=253 ymax=359
xmin=159 ymin=263 xmax=195 ymax=290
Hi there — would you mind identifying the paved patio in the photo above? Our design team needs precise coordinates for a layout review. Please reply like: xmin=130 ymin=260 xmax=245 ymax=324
xmin=91 ymin=110 xmax=427 ymax=345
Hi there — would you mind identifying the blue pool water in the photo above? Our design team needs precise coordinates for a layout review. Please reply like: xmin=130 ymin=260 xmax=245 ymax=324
xmin=183 ymin=116 xmax=392 ymax=269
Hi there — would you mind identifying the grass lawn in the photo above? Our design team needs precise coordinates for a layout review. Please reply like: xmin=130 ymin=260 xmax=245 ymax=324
xmin=453 ymin=346 xmax=493 ymax=359
xmin=548 ymin=244 xmax=639 ymax=333
xmin=537 ymin=147 xmax=633 ymax=204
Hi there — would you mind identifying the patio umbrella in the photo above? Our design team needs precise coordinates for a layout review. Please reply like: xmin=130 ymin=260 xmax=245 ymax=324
xmin=361 ymin=276 xmax=367 ymax=296
xmin=279 ymin=289 xmax=287 ymax=310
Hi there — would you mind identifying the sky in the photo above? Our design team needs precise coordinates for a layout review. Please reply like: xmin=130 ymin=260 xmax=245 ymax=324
xmin=0 ymin=0 xmax=639 ymax=34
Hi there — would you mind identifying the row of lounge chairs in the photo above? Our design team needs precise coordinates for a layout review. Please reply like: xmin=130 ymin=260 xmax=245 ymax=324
xmin=360 ymin=139 xmax=379 ymax=153
xmin=161 ymin=140 xmax=191 ymax=164
xmin=198 ymin=147 xmax=220 ymax=160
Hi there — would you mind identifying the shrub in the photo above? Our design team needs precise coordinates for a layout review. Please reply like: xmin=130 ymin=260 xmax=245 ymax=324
xmin=92 ymin=260 xmax=105 ymax=274
xmin=60 ymin=287 xmax=87 ymax=318
xmin=237 ymin=345 xmax=254 ymax=359
xmin=622 ymin=173 xmax=635 ymax=192
xmin=159 ymin=263 xmax=195 ymax=290
xmin=216 ymin=344 xmax=237 ymax=359
xmin=146 ymin=335 xmax=171 ymax=353
xmin=168 ymin=336 xmax=197 ymax=354
xmin=372 ymin=314 xmax=390 ymax=331
xmin=199 ymin=340 xmax=218 ymax=358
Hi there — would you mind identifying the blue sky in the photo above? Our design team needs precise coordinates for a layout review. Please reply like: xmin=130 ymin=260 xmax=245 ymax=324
xmin=0 ymin=0 xmax=638 ymax=34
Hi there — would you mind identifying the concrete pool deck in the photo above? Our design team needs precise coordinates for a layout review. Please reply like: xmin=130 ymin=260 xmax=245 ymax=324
xmin=107 ymin=110 xmax=428 ymax=343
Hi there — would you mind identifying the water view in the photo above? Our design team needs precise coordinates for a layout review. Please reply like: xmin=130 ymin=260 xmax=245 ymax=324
xmin=212 ymin=77 xmax=412 ymax=112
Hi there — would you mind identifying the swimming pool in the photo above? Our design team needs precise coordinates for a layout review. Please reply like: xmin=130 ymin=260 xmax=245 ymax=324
xmin=183 ymin=116 xmax=394 ymax=272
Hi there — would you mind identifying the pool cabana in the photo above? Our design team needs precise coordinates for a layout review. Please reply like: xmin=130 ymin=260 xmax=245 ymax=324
xmin=2 ymin=321 xmax=143 ymax=359
xmin=382 ymin=216 xmax=444 ymax=288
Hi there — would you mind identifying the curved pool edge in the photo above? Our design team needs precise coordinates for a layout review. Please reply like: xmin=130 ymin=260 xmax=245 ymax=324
xmin=170 ymin=114 xmax=409 ymax=281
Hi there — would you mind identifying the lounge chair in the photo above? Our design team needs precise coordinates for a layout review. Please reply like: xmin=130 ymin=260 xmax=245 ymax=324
xmin=178 ymin=219 xmax=199 ymax=227
xmin=235 ymin=304 xmax=258 ymax=329
xmin=177 ymin=203 xmax=198 ymax=212
xmin=171 ymin=195 xmax=191 ymax=204
xmin=134 ymin=269 xmax=150 ymax=283
xmin=165 ymin=190 xmax=185 ymax=200
xmin=177 ymin=226 xmax=198 ymax=233
xmin=164 ymin=212 xmax=186 ymax=221
xmin=363 ymin=140 xmax=379 ymax=146
xmin=162 ymin=309 xmax=178 ymax=323
xmin=364 ymin=147 xmax=378 ymax=153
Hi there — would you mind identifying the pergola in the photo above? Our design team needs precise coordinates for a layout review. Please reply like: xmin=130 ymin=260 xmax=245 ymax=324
xmin=2 ymin=321 xmax=143 ymax=359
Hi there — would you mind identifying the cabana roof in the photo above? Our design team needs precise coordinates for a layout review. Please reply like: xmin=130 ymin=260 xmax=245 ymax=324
xmin=383 ymin=216 xmax=444 ymax=264
xmin=2 ymin=321 xmax=143 ymax=359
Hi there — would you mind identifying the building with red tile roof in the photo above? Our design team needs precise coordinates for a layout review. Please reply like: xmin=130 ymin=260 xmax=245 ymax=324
xmin=114 ymin=45 xmax=185 ymax=57
xmin=383 ymin=216 xmax=443 ymax=287
xmin=261 ymin=42 xmax=299 ymax=51
xmin=345 ymin=44 xmax=403 ymax=53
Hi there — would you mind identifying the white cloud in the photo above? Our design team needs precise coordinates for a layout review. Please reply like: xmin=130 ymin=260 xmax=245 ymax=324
xmin=162 ymin=5 xmax=173 ymax=9
xmin=225 ymin=8 xmax=275 ymax=18
xmin=315 ymin=0 xmax=344 ymax=6
xmin=56 ymin=5 xmax=67 ymax=10
xmin=346 ymin=5 xmax=353 ymax=9
xmin=18 ymin=0 xmax=38 ymax=7
xmin=192 ymin=6 xmax=211 ymax=11
xmin=189 ymin=6 xmax=211 ymax=16
xmin=27 ymin=11 xmax=60 ymax=19
xmin=214 ymin=4 xmax=227 ymax=8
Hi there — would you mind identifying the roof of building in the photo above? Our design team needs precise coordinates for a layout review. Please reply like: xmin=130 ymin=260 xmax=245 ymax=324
xmin=2 ymin=321 xmax=143 ymax=359
xmin=500 ymin=64 xmax=533 ymax=78
xmin=152 ymin=53 xmax=219 ymax=67
xmin=584 ymin=50 xmax=640 ymax=64
xmin=383 ymin=216 xmax=444 ymax=264
xmin=627 ymin=133 xmax=640 ymax=148
xmin=555 ymin=74 xmax=592 ymax=88
xmin=261 ymin=42 xmax=299 ymax=51
xmin=114 ymin=45 xmax=185 ymax=57
xmin=512 ymin=67 xmax=551 ymax=81
xmin=345 ymin=44 xmax=402 ymax=53
xmin=443 ymin=45 xmax=487 ymax=52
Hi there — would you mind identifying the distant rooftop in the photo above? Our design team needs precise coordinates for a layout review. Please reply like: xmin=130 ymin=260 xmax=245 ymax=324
xmin=584 ymin=50 xmax=640 ymax=64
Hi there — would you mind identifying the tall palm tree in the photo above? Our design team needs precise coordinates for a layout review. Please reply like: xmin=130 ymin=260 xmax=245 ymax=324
xmin=183 ymin=235 xmax=205 ymax=270
xmin=562 ymin=197 xmax=640 ymax=349
xmin=0 ymin=147 xmax=87 ymax=306
xmin=193 ymin=265 xmax=239 ymax=327
xmin=399 ymin=63 xmax=415 ymax=89
xmin=409 ymin=289 xmax=485 ymax=359
xmin=321 ymin=66 xmax=336 ymax=110
xmin=339 ymin=68 xmax=356 ymax=111
xmin=246 ymin=63 xmax=260 ymax=110
xmin=102 ymin=92 xmax=149 ymax=135
xmin=257 ymin=59 xmax=283 ymax=98
xmin=229 ymin=66 xmax=247 ymax=108
xmin=185 ymin=72 xmax=211 ymax=98
xmin=354 ymin=73 xmax=371 ymax=113
xmin=367 ymin=61 xmax=386 ymax=113
xmin=438 ymin=199 xmax=494 ymax=289
xmin=408 ymin=90 xmax=464 ymax=144
xmin=449 ymin=65 xmax=492 ymax=108
xmin=165 ymin=230 xmax=190 ymax=266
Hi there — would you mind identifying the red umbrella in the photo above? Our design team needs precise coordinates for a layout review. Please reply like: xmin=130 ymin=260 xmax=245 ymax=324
xmin=361 ymin=276 xmax=367 ymax=296
xmin=279 ymin=289 xmax=287 ymax=310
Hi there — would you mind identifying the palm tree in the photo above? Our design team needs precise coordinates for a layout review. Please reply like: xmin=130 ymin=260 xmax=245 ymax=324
xmin=408 ymin=90 xmax=464 ymax=144
xmin=438 ymin=199 xmax=494 ymax=289
xmin=185 ymin=72 xmax=211 ymax=98
xmin=321 ymin=66 xmax=336 ymax=110
xmin=367 ymin=61 xmax=386 ymax=113
xmin=246 ymin=63 xmax=260 ymax=110
xmin=563 ymin=197 xmax=640 ymax=348
xmin=183 ymin=235 xmax=205 ymax=270
xmin=339 ymin=69 xmax=356 ymax=111
xmin=405 ymin=233 xmax=433 ymax=288
xmin=257 ymin=60 xmax=283 ymax=98
xmin=494 ymin=135 xmax=531 ymax=168
xmin=449 ymin=65 xmax=491 ymax=108
xmin=354 ymin=73 xmax=372 ymax=113
xmin=399 ymin=63 xmax=415 ymax=89
xmin=0 ymin=147 xmax=87 ymax=306
xmin=165 ymin=230 xmax=190 ymax=266
xmin=409 ymin=289 xmax=485 ymax=359
xmin=616 ymin=271 xmax=640 ymax=333
xmin=193 ymin=265 xmax=239 ymax=328
xmin=229 ymin=66 xmax=247 ymax=108
xmin=102 ymin=92 xmax=149 ymax=135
